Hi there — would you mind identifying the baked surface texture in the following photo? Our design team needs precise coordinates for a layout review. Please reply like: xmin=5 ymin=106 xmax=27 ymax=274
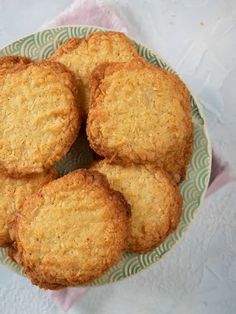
xmin=14 ymin=169 xmax=130 ymax=289
xmin=0 ymin=60 xmax=81 ymax=177
xmin=0 ymin=168 xmax=57 ymax=247
xmin=87 ymin=57 xmax=193 ymax=182
xmin=50 ymin=31 xmax=138 ymax=115
xmin=0 ymin=55 xmax=31 ymax=74
xmin=92 ymin=161 xmax=183 ymax=253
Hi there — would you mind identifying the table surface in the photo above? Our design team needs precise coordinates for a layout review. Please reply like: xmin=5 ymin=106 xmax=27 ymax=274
xmin=0 ymin=1 xmax=236 ymax=313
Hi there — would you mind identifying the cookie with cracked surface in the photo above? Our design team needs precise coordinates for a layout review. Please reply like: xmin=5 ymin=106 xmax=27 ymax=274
xmin=14 ymin=169 xmax=130 ymax=289
xmin=92 ymin=160 xmax=183 ymax=253
xmin=0 ymin=168 xmax=58 ymax=247
xmin=87 ymin=57 xmax=193 ymax=182
xmin=50 ymin=31 xmax=138 ymax=115
xmin=0 ymin=60 xmax=81 ymax=177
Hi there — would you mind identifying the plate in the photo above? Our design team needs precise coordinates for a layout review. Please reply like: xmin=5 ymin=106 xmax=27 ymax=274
xmin=0 ymin=26 xmax=212 ymax=286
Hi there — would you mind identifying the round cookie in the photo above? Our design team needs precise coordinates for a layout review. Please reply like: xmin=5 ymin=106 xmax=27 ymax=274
xmin=92 ymin=161 xmax=183 ymax=253
xmin=0 ymin=168 xmax=58 ymax=247
xmin=87 ymin=57 xmax=193 ymax=182
xmin=50 ymin=31 xmax=138 ymax=115
xmin=14 ymin=169 xmax=130 ymax=289
xmin=0 ymin=61 xmax=81 ymax=177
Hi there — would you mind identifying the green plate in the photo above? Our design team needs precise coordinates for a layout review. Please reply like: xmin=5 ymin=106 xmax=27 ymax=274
xmin=0 ymin=26 xmax=212 ymax=286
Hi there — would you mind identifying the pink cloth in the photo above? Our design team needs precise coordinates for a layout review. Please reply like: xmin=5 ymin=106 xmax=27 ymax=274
xmin=206 ymin=153 xmax=235 ymax=197
xmin=41 ymin=0 xmax=129 ymax=34
xmin=40 ymin=0 xmax=235 ymax=311
xmin=47 ymin=287 xmax=87 ymax=311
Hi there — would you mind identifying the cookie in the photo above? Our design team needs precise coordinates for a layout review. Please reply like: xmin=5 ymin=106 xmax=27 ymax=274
xmin=0 ymin=168 xmax=57 ymax=247
xmin=0 ymin=60 xmax=81 ymax=177
xmin=14 ymin=169 xmax=130 ymax=289
xmin=87 ymin=57 xmax=193 ymax=182
xmin=92 ymin=161 xmax=183 ymax=253
xmin=50 ymin=31 xmax=138 ymax=115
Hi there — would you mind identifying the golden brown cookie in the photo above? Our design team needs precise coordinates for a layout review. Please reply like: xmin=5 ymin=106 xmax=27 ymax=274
xmin=92 ymin=160 xmax=183 ymax=253
xmin=87 ymin=57 xmax=193 ymax=182
xmin=0 ymin=168 xmax=58 ymax=247
xmin=0 ymin=60 xmax=81 ymax=177
xmin=50 ymin=31 xmax=138 ymax=115
xmin=14 ymin=169 xmax=130 ymax=289
xmin=0 ymin=55 xmax=31 ymax=74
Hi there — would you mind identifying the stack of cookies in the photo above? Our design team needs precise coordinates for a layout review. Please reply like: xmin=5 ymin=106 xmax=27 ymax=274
xmin=0 ymin=31 xmax=192 ymax=289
